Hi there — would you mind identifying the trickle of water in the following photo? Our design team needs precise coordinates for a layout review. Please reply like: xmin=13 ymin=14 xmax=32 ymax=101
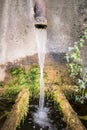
xmin=35 ymin=28 xmax=47 ymax=110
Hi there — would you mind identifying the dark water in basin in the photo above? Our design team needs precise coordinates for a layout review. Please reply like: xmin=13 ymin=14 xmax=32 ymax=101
xmin=69 ymin=100 xmax=87 ymax=129
xmin=17 ymin=99 xmax=67 ymax=130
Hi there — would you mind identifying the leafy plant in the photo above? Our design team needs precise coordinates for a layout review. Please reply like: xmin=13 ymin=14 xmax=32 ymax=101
xmin=4 ymin=65 xmax=40 ymax=99
xmin=0 ymin=82 xmax=4 ymax=88
xmin=28 ymin=65 xmax=40 ymax=98
xmin=66 ymin=28 xmax=87 ymax=103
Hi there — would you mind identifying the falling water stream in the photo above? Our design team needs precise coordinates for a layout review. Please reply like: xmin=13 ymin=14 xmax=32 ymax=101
xmin=34 ymin=28 xmax=49 ymax=128
xmin=36 ymin=28 xmax=47 ymax=110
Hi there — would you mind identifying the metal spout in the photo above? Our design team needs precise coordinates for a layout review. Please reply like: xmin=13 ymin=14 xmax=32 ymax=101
xmin=34 ymin=0 xmax=47 ymax=29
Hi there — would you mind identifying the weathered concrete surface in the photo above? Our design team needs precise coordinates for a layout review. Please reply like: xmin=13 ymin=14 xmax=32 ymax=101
xmin=0 ymin=0 xmax=87 ymax=80
xmin=0 ymin=0 xmax=36 ymax=64
xmin=0 ymin=0 xmax=5 ymax=27
xmin=0 ymin=0 xmax=82 ymax=64
xmin=77 ymin=0 xmax=87 ymax=66
xmin=46 ymin=0 xmax=79 ymax=53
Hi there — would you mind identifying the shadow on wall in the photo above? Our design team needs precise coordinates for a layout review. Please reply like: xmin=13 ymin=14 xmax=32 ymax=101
xmin=45 ymin=53 xmax=66 ymax=66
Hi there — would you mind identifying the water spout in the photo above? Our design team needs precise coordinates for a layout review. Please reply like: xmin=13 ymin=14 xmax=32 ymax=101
xmin=34 ymin=0 xmax=47 ymax=29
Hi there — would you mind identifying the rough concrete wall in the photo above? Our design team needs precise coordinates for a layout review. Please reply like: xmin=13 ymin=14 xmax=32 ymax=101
xmin=0 ymin=0 xmax=80 ymax=65
xmin=6 ymin=0 xmax=38 ymax=63
xmin=77 ymin=0 xmax=87 ymax=66
xmin=0 ymin=0 xmax=37 ymax=64
xmin=0 ymin=0 xmax=10 ymax=64
xmin=0 ymin=0 xmax=5 ymax=27
xmin=0 ymin=0 xmax=87 ymax=66
xmin=46 ymin=0 xmax=79 ymax=53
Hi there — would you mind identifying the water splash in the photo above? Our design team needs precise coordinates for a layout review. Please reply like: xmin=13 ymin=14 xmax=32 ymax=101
xmin=34 ymin=107 xmax=50 ymax=128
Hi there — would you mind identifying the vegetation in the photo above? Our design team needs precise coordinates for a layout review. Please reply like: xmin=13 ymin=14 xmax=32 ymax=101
xmin=17 ymin=88 xmax=29 ymax=126
xmin=2 ymin=65 xmax=40 ymax=99
xmin=1 ymin=88 xmax=29 ymax=130
xmin=0 ymin=82 xmax=4 ymax=88
xmin=66 ymin=28 xmax=87 ymax=103
xmin=52 ymin=86 xmax=86 ymax=130
xmin=0 ymin=65 xmax=40 ymax=128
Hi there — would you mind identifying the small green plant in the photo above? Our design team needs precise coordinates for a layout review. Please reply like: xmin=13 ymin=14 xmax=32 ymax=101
xmin=3 ymin=65 xmax=40 ymax=99
xmin=0 ymin=82 xmax=4 ymax=88
xmin=28 ymin=65 xmax=40 ymax=98
xmin=66 ymin=28 xmax=87 ymax=103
